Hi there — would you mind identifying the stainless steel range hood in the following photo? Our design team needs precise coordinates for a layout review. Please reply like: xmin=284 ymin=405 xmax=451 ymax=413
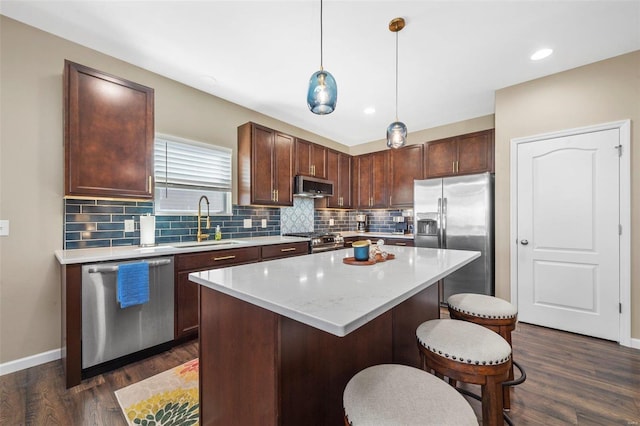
xmin=293 ymin=175 xmax=334 ymax=198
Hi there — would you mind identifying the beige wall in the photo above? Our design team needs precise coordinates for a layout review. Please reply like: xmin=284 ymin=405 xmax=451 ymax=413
xmin=494 ymin=51 xmax=640 ymax=340
xmin=0 ymin=16 xmax=350 ymax=364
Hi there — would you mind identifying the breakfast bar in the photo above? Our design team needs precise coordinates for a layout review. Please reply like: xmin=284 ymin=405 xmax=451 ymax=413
xmin=189 ymin=246 xmax=480 ymax=425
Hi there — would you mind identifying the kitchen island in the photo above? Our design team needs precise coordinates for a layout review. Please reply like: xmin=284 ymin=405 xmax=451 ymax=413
xmin=189 ymin=246 xmax=480 ymax=425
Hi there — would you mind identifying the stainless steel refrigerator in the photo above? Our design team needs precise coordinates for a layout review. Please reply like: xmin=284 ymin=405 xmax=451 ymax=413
xmin=414 ymin=172 xmax=494 ymax=302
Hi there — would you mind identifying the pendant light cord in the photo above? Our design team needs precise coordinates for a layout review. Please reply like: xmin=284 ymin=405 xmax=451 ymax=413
xmin=320 ymin=0 xmax=324 ymax=71
xmin=395 ymin=30 xmax=399 ymax=121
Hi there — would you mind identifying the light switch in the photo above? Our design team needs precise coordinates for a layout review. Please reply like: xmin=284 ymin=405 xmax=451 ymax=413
xmin=124 ymin=219 xmax=135 ymax=232
xmin=329 ymin=218 xmax=335 ymax=226
xmin=261 ymin=219 xmax=267 ymax=228
xmin=0 ymin=220 xmax=8 ymax=236
xmin=243 ymin=219 xmax=252 ymax=228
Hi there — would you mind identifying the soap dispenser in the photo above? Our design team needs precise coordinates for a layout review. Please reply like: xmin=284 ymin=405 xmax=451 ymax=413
xmin=215 ymin=225 xmax=222 ymax=240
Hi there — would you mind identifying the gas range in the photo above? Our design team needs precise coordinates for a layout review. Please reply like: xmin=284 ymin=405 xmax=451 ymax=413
xmin=283 ymin=232 xmax=344 ymax=253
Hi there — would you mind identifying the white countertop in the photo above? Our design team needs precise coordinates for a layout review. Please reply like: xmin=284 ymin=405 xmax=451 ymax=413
xmin=340 ymin=231 xmax=414 ymax=240
xmin=54 ymin=236 xmax=309 ymax=264
xmin=189 ymin=246 xmax=479 ymax=337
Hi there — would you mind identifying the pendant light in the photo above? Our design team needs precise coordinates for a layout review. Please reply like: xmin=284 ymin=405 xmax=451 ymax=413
xmin=307 ymin=0 xmax=337 ymax=114
xmin=386 ymin=17 xmax=407 ymax=149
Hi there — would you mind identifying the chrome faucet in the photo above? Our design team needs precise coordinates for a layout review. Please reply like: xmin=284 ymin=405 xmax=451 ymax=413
xmin=197 ymin=195 xmax=210 ymax=242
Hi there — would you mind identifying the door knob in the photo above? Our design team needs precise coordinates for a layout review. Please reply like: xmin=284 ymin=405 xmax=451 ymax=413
xmin=520 ymin=239 xmax=529 ymax=245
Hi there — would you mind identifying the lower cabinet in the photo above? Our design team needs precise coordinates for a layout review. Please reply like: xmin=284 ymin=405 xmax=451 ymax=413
xmin=174 ymin=242 xmax=310 ymax=341
xmin=343 ymin=236 xmax=414 ymax=248
xmin=175 ymin=246 xmax=261 ymax=340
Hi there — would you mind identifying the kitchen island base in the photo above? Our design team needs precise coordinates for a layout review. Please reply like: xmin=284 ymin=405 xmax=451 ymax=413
xmin=199 ymin=283 xmax=439 ymax=425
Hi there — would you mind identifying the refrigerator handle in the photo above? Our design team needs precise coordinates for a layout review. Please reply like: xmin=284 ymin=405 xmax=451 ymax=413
xmin=441 ymin=197 xmax=447 ymax=248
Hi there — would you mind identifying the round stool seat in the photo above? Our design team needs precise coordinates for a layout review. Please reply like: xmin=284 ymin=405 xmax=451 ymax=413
xmin=343 ymin=364 xmax=477 ymax=425
xmin=447 ymin=293 xmax=517 ymax=320
xmin=417 ymin=319 xmax=511 ymax=366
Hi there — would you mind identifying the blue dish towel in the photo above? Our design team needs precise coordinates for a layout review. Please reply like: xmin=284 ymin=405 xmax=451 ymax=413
xmin=117 ymin=262 xmax=149 ymax=308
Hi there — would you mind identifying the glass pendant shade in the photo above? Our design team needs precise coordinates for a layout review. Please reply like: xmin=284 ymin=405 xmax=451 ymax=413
xmin=307 ymin=69 xmax=337 ymax=115
xmin=386 ymin=121 xmax=407 ymax=149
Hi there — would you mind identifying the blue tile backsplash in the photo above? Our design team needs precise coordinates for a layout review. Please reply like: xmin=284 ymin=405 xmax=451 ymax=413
xmin=63 ymin=198 xmax=407 ymax=249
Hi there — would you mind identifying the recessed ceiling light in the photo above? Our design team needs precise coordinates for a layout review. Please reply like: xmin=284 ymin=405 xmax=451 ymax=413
xmin=531 ymin=48 xmax=553 ymax=61
xmin=364 ymin=107 xmax=376 ymax=115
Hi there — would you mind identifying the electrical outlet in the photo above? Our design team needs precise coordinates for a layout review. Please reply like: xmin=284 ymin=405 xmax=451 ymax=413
xmin=124 ymin=219 xmax=135 ymax=232
xmin=0 ymin=220 xmax=9 ymax=236
xmin=243 ymin=218 xmax=252 ymax=228
xmin=261 ymin=219 xmax=267 ymax=228
xmin=329 ymin=218 xmax=335 ymax=226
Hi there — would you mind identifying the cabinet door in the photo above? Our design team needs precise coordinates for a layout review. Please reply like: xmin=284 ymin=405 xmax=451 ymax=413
xmin=370 ymin=151 xmax=389 ymax=208
xmin=273 ymin=132 xmax=294 ymax=206
xmin=457 ymin=130 xmax=494 ymax=175
xmin=251 ymin=125 xmax=277 ymax=205
xmin=390 ymin=144 xmax=423 ymax=207
xmin=64 ymin=60 xmax=154 ymax=199
xmin=323 ymin=150 xmax=351 ymax=209
xmin=337 ymin=152 xmax=352 ymax=208
xmin=354 ymin=154 xmax=373 ymax=208
xmin=295 ymin=139 xmax=327 ymax=179
xmin=424 ymin=137 xmax=457 ymax=178
xmin=176 ymin=271 xmax=199 ymax=339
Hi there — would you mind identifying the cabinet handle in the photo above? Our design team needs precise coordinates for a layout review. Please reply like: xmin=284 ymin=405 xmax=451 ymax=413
xmin=456 ymin=161 xmax=459 ymax=173
xmin=280 ymin=247 xmax=297 ymax=252
xmin=213 ymin=255 xmax=236 ymax=261
xmin=453 ymin=162 xmax=456 ymax=174
xmin=276 ymin=189 xmax=279 ymax=202
xmin=148 ymin=176 xmax=153 ymax=193
xmin=389 ymin=196 xmax=392 ymax=206
xmin=395 ymin=242 xmax=407 ymax=246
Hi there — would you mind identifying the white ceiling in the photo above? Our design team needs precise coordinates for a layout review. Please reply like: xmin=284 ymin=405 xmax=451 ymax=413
xmin=2 ymin=1 xmax=639 ymax=146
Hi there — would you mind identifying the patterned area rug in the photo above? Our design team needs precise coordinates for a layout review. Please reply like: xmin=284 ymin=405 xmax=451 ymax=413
xmin=114 ymin=359 xmax=199 ymax=425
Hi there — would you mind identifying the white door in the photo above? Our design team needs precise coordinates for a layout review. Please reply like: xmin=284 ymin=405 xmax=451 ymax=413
xmin=514 ymin=128 xmax=620 ymax=341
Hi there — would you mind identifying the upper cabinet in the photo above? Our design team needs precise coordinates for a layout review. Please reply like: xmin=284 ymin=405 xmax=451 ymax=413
xmin=295 ymin=138 xmax=327 ymax=179
xmin=354 ymin=151 xmax=388 ymax=208
xmin=389 ymin=144 xmax=424 ymax=207
xmin=238 ymin=122 xmax=294 ymax=206
xmin=424 ymin=129 xmax=494 ymax=178
xmin=64 ymin=60 xmax=154 ymax=199
xmin=318 ymin=149 xmax=352 ymax=209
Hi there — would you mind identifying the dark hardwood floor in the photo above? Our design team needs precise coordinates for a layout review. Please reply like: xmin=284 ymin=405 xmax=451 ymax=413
xmin=1 ymin=322 xmax=639 ymax=425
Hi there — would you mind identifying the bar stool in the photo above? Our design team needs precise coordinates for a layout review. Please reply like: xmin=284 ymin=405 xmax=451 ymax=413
xmin=417 ymin=319 xmax=512 ymax=426
xmin=447 ymin=293 xmax=526 ymax=410
xmin=343 ymin=364 xmax=478 ymax=425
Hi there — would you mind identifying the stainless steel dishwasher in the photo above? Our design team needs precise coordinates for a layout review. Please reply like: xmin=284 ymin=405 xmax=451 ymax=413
xmin=81 ymin=257 xmax=174 ymax=369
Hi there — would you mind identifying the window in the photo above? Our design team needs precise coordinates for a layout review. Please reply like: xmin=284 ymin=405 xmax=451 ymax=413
xmin=154 ymin=134 xmax=232 ymax=215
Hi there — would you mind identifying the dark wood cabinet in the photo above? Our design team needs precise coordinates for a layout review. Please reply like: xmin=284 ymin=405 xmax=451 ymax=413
xmin=238 ymin=122 xmax=294 ymax=206
xmin=389 ymin=144 xmax=424 ymax=207
xmin=261 ymin=241 xmax=310 ymax=260
xmin=317 ymin=149 xmax=352 ymax=209
xmin=174 ymin=247 xmax=261 ymax=340
xmin=63 ymin=60 xmax=154 ymax=199
xmin=424 ymin=129 xmax=494 ymax=178
xmin=344 ymin=236 xmax=414 ymax=248
xmin=295 ymin=138 xmax=327 ymax=179
xmin=354 ymin=151 xmax=389 ymax=208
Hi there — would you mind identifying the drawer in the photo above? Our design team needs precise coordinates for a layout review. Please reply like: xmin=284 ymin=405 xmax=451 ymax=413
xmin=384 ymin=238 xmax=414 ymax=247
xmin=176 ymin=246 xmax=261 ymax=271
xmin=261 ymin=242 xmax=309 ymax=260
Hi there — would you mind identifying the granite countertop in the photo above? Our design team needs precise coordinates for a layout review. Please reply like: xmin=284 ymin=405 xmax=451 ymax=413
xmin=189 ymin=246 xmax=480 ymax=337
xmin=54 ymin=236 xmax=310 ymax=265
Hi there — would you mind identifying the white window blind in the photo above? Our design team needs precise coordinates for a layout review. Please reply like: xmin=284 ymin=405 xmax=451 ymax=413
xmin=154 ymin=134 xmax=232 ymax=215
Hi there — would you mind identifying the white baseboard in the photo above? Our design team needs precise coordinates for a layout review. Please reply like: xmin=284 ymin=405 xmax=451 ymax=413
xmin=631 ymin=337 xmax=640 ymax=350
xmin=0 ymin=348 xmax=61 ymax=376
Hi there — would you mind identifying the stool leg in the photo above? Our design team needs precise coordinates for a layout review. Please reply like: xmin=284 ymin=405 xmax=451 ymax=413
xmin=481 ymin=376 xmax=505 ymax=426
xmin=500 ymin=326 xmax=514 ymax=410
